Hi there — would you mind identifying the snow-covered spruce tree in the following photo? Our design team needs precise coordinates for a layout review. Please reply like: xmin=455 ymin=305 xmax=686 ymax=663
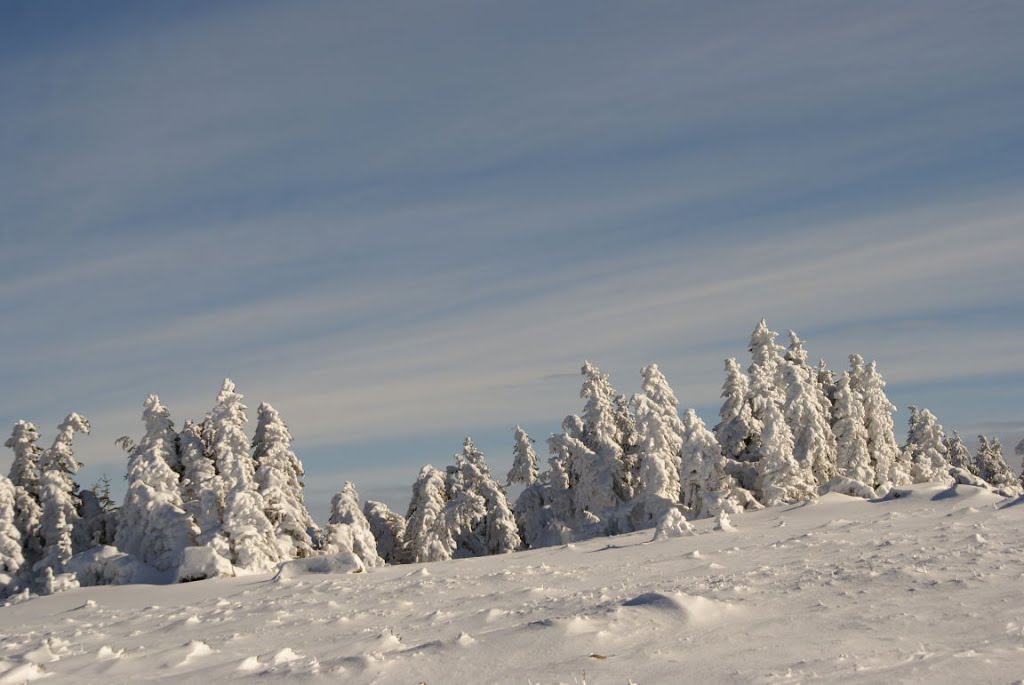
xmin=831 ymin=373 xmax=875 ymax=491
xmin=548 ymin=423 xmax=621 ymax=532
xmin=815 ymin=358 xmax=837 ymax=411
xmin=252 ymin=403 xmax=316 ymax=559
xmin=680 ymin=409 xmax=759 ymax=519
xmin=0 ymin=475 xmax=26 ymax=593
xmin=631 ymin=394 xmax=682 ymax=525
xmin=178 ymin=419 xmax=222 ymax=545
xmin=638 ymin=363 xmax=685 ymax=478
xmin=507 ymin=425 xmax=539 ymax=487
xmin=324 ymin=481 xmax=384 ymax=567
xmin=209 ymin=379 xmax=280 ymax=571
xmin=115 ymin=395 xmax=198 ymax=572
xmin=944 ymin=431 xmax=975 ymax=475
xmin=784 ymin=330 xmax=809 ymax=368
xmin=747 ymin=319 xmax=785 ymax=423
xmin=780 ymin=362 xmax=837 ymax=488
xmin=755 ymin=401 xmax=815 ymax=506
xmin=974 ymin=436 xmax=1019 ymax=492
xmin=4 ymin=421 xmax=44 ymax=566
xmin=445 ymin=438 xmax=521 ymax=556
xmin=714 ymin=358 xmax=761 ymax=491
xmin=405 ymin=465 xmax=452 ymax=563
xmin=35 ymin=413 xmax=90 ymax=586
xmin=363 ymin=500 xmax=410 ymax=565
xmin=579 ymin=362 xmax=631 ymax=503
xmin=854 ymin=360 xmax=908 ymax=488
xmin=903 ymin=406 xmax=953 ymax=486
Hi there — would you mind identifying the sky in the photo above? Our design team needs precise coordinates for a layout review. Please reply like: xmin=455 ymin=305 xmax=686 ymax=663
xmin=2 ymin=0 xmax=1023 ymax=518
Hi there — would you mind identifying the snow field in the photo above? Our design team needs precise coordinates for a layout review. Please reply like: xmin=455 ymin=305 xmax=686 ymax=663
xmin=2 ymin=483 xmax=1023 ymax=683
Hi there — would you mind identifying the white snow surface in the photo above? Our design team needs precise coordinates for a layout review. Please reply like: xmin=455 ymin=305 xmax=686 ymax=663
xmin=3 ymin=483 xmax=1023 ymax=683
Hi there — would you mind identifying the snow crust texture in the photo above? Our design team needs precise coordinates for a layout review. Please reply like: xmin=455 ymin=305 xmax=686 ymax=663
xmin=2 ymin=483 xmax=1022 ymax=684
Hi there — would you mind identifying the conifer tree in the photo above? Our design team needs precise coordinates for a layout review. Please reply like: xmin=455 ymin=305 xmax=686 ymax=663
xmin=446 ymin=439 xmax=521 ymax=556
xmin=363 ymin=500 xmax=410 ymax=565
xmin=405 ymin=465 xmax=451 ymax=563
xmin=680 ymin=409 xmax=759 ymax=518
xmin=781 ymin=362 xmax=837 ymax=487
xmin=815 ymin=358 xmax=837 ymax=410
xmin=178 ymin=419 xmax=221 ymax=545
xmin=632 ymin=395 xmax=682 ymax=524
xmin=325 ymin=481 xmax=384 ymax=567
xmin=507 ymin=425 xmax=539 ymax=487
xmin=755 ymin=401 xmax=815 ymax=506
xmin=35 ymin=413 xmax=90 ymax=584
xmin=209 ymin=379 xmax=280 ymax=571
xmin=116 ymin=396 xmax=197 ymax=571
xmin=832 ymin=373 xmax=875 ymax=489
xmin=974 ymin=436 xmax=1018 ymax=491
xmin=854 ymin=360 xmax=906 ymax=488
xmin=944 ymin=431 xmax=974 ymax=475
xmin=579 ymin=362 xmax=630 ymax=502
xmin=747 ymin=319 xmax=785 ymax=422
xmin=4 ymin=421 xmax=44 ymax=565
xmin=253 ymin=403 xmax=316 ymax=559
xmin=715 ymin=358 xmax=760 ymax=464
xmin=0 ymin=475 xmax=26 ymax=592
xmin=903 ymin=406 xmax=953 ymax=486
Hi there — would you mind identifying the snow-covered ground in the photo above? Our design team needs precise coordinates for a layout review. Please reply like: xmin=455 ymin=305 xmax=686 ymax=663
xmin=3 ymin=483 xmax=1023 ymax=684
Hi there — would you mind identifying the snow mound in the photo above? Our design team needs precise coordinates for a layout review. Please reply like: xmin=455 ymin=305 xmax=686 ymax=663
xmin=621 ymin=591 xmax=733 ymax=625
xmin=66 ymin=545 xmax=156 ymax=586
xmin=274 ymin=551 xmax=365 ymax=580
xmin=176 ymin=546 xmax=234 ymax=583
xmin=823 ymin=476 xmax=876 ymax=500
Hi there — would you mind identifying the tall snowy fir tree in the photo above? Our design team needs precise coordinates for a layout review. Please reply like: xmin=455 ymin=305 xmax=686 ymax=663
xmin=831 ymin=373 xmax=875 ymax=491
xmin=446 ymin=439 xmax=521 ymax=556
xmin=0 ymin=475 xmax=26 ymax=593
xmin=325 ymin=481 xmax=384 ymax=568
xmin=680 ymin=409 xmax=759 ymax=518
xmin=507 ymin=425 xmax=539 ymax=487
xmin=208 ymin=380 xmax=280 ymax=571
xmin=579 ymin=362 xmax=631 ymax=503
xmin=974 ymin=436 xmax=1018 ymax=492
xmin=780 ymin=362 xmax=837 ymax=487
xmin=405 ymin=465 xmax=451 ymax=563
xmin=853 ymin=359 xmax=906 ymax=488
xmin=116 ymin=395 xmax=198 ymax=572
xmin=363 ymin=500 xmax=409 ymax=565
xmin=253 ymin=403 xmax=316 ymax=559
xmin=944 ymin=431 xmax=975 ymax=475
xmin=903 ymin=407 xmax=953 ymax=486
xmin=548 ymin=421 xmax=620 ymax=531
xmin=4 ymin=421 xmax=44 ymax=566
xmin=632 ymin=395 xmax=682 ymax=524
xmin=35 ymin=413 xmax=90 ymax=588
xmin=714 ymin=358 xmax=760 ymax=490
xmin=178 ymin=419 xmax=221 ymax=546
xmin=755 ymin=401 xmax=815 ymax=506
xmin=747 ymin=319 xmax=785 ymax=423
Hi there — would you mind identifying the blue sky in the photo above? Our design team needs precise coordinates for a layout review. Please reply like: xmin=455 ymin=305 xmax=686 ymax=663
xmin=2 ymin=1 xmax=1023 ymax=517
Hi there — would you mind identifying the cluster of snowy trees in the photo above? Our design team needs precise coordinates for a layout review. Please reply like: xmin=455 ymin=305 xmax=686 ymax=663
xmin=3 ymin=321 xmax=1022 ymax=598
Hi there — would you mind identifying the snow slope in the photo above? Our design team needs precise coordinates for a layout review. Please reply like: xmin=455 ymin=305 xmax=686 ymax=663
xmin=2 ymin=484 xmax=1023 ymax=684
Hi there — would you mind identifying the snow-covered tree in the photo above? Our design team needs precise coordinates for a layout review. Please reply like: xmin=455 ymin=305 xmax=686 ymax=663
xmin=903 ymin=406 xmax=953 ymax=486
xmin=548 ymin=426 xmax=620 ymax=528
xmin=747 ymin=319 xmax=785 ymax=422
xmin=715 ymin=358 xmax=760 ymax=465
xmin=35 ymin=413 xmax=90 ymax=583
xmin=178 ymin=419 xmax=221 ymax=545
xmin=579 ymin=362 xmax=630 ymax=502
xmin=405 ymin=465 xmax=451 ymax=563
xmin=831 ymin=373 xmax=874 ymax=489
xmin=784 ymin=330 xmax=808 ymax=367
xmin=447 ymin=439 xmax=521 ymax=556
xmin=4 ymin=421 xmax=44 ymax=565
xmin=815 ymin=358 xmax=837 ymax=410
xmin=780 ymin=362 xmax=837 ymax=487
xmin=974 ymin=436 xmax=1018 ymax=491
xmin=632 ymin=395 xmax=682 ymax=524
xmin=253 ymin=403 xmax=316 ymax=559
xmin=324 ymin=481 xmax=384 ymax=568
xmin=209 ymin=379 xmax=280 ymax=571
xmin=944 ymin=431 xmax=974 ymax=475
xmin=680 ymin=409 xmax=758 ymax=519
xmin=0 ymin=475 xmax=26 ymax=592
xmin=854 ymin=360 xmax=906 ymax=488
xmin=507 ymin=425 xmax=539 ymax=487
xmin=116 ymin=395 xmax=198 ymax=572
xmin=755 ymin=401 xmax=815 ymax=506
xmin=363 ymin=500 xmax=409 ymax=565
